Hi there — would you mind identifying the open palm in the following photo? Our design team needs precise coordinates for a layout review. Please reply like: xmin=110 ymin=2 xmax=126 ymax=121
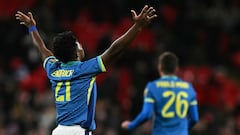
xmin=131 ymin=5 xmax=157 ymax=27
xmin=15 ymin=11 xmax=36 ymax=27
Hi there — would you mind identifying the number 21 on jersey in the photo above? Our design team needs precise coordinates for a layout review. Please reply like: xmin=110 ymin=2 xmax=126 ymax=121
xmin=55 ymin=81 xmax=71 ymax=102
xmin=161 ymin=91 xmax=189 ymax=118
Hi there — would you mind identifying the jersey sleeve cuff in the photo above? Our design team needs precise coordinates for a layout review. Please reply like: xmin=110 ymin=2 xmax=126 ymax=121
xmin=97 ymin=56 xmax=106 ymax=72
xmin=43 ymin=56 xmax=56 ymax=69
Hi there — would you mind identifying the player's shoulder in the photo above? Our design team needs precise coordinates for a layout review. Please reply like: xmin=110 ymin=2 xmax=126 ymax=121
xmin=177 ymin=78 xmax=196 ymax=93
xmin=145 ymin=78 xmax=162 ymax=88
xmin=81 ymin=56 xmax=100 ymax=66
xmin=167 ymin=77 xmax=194 ymax=92
xmin=43 ymin=56 xmax=59 ymax=68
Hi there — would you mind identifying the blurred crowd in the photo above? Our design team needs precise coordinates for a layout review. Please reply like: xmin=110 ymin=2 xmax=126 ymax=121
xmin=0 ymin=0 xmax=240 ymax=135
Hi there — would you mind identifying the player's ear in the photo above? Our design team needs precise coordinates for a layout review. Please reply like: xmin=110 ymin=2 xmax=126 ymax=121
xmin=77 ymin=48 xmax=85 ymax=61
xmin=157 ymin=64 xmax=162 ymax=73
xmin=175 ymin=66 xmax=180 ymax=75
xmin=76 ymin=41 xmax=85 ymax=60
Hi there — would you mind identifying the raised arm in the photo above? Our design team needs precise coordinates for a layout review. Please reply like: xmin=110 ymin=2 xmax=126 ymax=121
xmin=15 ymin=11 xmax=53 ymax=60
xmin=101 ymin=5 xmax=157 ymax=68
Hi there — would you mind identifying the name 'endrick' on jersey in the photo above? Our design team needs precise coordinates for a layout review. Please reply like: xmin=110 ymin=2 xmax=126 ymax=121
xmin=51 ymin=70 xmax=74 ymax=77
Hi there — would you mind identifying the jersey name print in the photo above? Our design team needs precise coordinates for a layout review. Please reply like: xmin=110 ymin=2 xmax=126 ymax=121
xmin=156 ymin=81 xmax=189 ymax=89
xmin=51 ymin=69 xmax=74 ymax=77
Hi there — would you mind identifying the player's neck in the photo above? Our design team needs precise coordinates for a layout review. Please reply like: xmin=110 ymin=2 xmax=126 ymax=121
xmin=160 ymin=72 xmax=176 ymax=77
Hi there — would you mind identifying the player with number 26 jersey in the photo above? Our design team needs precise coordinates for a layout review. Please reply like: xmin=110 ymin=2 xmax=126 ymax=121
xmin=122 ymin=52 xmax=199 ymax=135
xmin=127 ymin=76 xmax=199 ymax=135
xmin=144 ymin=76 xmax=198 ymax=135
xmin=44 ymin=56 xmax=106 ymax=130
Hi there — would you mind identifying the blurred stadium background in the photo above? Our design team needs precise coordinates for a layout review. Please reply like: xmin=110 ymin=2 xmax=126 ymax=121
xmin=0 ymin=0 xmax=240 ymax=135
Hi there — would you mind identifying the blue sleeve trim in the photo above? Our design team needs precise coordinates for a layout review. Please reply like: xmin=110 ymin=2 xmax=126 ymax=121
xmin=128 ymin=102 xmax=153 ymax=130
xmin=43 ymin=56 xmax=56 ymax=69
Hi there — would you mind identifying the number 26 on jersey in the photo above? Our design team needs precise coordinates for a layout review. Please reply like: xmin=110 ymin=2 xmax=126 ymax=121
xmin=161 ymin=91 xmax=189 ymax=118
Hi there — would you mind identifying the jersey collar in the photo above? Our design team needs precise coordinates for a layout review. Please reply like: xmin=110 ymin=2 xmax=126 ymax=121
xmin=61 ymin=61 xmax=80 ymax=67
xmin=161 ymin=75 xmax=178 ymax=80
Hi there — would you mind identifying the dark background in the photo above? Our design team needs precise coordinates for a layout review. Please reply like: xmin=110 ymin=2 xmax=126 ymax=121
xmin=0 ymin=0 xmax=240 ymax=135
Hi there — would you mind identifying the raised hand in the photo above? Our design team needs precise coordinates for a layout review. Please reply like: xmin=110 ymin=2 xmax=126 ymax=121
xmin=131 ymin=5 xmax=157 ymax=27
xmin=15 ymin=11 xmax=36 ymax=28
xmin=15 ymin=11 xmax=53 ymax=59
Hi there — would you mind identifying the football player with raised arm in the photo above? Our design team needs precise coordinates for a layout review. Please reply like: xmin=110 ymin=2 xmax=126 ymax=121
xmin=15 ymin=5 xmax=157 ymax=135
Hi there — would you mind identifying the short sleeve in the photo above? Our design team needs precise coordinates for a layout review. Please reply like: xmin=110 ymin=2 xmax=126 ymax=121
xmin=189 ymin=84 xmax=198 ymax=106
xmin=43 ymin=56 xmax=58 ymax=69
xmin=79 ymin=56 xmax=106 ymax=75
xmin=144 ymin=83 xmax=155 ymax=104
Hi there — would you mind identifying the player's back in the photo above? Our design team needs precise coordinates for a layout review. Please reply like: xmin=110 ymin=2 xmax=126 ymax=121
xmin=147 ymin=76 xmax=196 ymax=135
xmin=44 ymin=56 xmax=106 ymax=130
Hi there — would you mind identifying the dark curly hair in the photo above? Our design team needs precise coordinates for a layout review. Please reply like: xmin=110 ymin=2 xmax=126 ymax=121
xmin=158 ymin=52 xmax=178 ymax=74
xmin=52 ymin=31 xmax=77 ymax=63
